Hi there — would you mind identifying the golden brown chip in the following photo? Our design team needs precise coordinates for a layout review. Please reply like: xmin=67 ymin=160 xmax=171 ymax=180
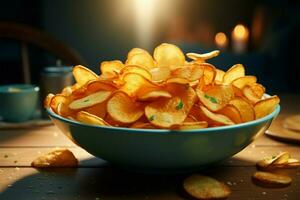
xmin=84 ymin=101 xmax=107 ymax=119
xmin=73 ymin=65 xmax=98 ymax=87
xmin=153 ymin=43 xmax=185 ymax=68
xmin=197 ymin=85 xmax=234 ymax=111
xmin=171 ymin=64 xmax=203 ymax=82
xmin=120 ymin=65 xmax=152 ymax=80
xmin=201 ymin=63 xmax=217 ymax=85
xmin=217 ymin=105 xmax=243 ymax=124
xmin=149 ymin=67 xmax=171 ymax=82
xmin=223 ymin=64 xmax=245 ymax=84
xmin=232 ymin=75 xmax=257 ymax=89
xmin=50 ymin=94 xmax=72 ymax=117
xmin=76 ymin=111 xmax=110 ymax=126
xmin=257 ymin=152 xmax=291 ymax=170
xmin=100 ymin=60 xmax=124 ymax=74
xmin=137 ymin=89 xmax=172 ymax=101
xmin=69 ymin=90 xmax=112 ymax=110
xmin=44 ymin=93 xmax=55 ymax=108
xmin=254 ymin=96 xmax=280 ymax=119
xmin=130 ymin=121 xmax=156 ymax=129
xmin=215 ymin=69 xmax=225 ymax=84
xmin=200 ymin=106 xmax=235 ymax=126
xmin=229 ymin=98 xmax=255 ymax=122
xmin=107 ymin=92 xmax=144 ymax=123
xmin=186 ymin=50 xmax=220 ymax=63
xmin=125 ymin=52 xmax=155 ymax=70
xmin=252 ymin=171 xmax=292 ymax=188
xmin=31 ymin=149 xmax=78 ymax=168
xmin=183 ymin=174 xmax=231 ymax=199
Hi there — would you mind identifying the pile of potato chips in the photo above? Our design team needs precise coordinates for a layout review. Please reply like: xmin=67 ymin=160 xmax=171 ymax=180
xmin=45 ymin=43 xmax=280 ymax=130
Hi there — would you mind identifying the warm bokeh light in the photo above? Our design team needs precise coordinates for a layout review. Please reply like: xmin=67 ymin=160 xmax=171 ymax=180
xmin=232 ymin=24 xmax=249 ymax=40
xmin=214 ymin=32 xmax=228 ymax=49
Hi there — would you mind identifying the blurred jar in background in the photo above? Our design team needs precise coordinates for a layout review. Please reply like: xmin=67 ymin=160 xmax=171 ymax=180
xmin=40 ymin=65 xmax=74 ymax=118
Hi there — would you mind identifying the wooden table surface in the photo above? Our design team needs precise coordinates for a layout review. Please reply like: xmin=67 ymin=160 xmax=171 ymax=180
xmin=0 ymin=94 xmax=299 ymax=200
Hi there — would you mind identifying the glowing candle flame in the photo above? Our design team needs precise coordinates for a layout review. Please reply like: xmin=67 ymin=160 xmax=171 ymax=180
xmin=232 ymin=24 xmax=249 ymax=53
xmin=232 ymin=24 xmax=249 ymax=40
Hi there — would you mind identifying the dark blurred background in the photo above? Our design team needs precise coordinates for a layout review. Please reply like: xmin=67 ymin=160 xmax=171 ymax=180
xmin=0 ymin=0 xmax=299 ymax=94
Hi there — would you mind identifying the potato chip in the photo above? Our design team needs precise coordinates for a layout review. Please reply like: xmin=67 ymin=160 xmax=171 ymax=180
xmin=171 ymin=64 xmax=203 ymax=81
xmin=120 ymin=73 xmax=157 ymax=97
xmin=125 ymin=51 xmax=155 ymax=70
xmin=197 ymin=85 xmax=234 ymax=111
xmin=166 ymin=77 xmax=190 ymax=84
xmin=232 ymin=75 xmax=257 ymax=89
xmin=127 ymin=48 xmax=149 ymax=58
xmin=31 ymin=149 xmax=78 ymax=168
xmin=201 ymin=63 xmax=217 ymax=85
xmin=183 ymin=174 xmax=231 ymax=199
xmin=61 ymin=86 xmax=73 ymax=96
xmin=257 ymin=152 xmax=290 ymax=169
xmin=149 ymin=67 xmax=171 ymax=82
xmin=69 ymin=90 xmax=112 ymax=110
xmin=76 ymin=111 xmax=110 ymax=126
xmin=44 ymin=93 xmax=55 ymax=108
xmin=85 ymin=80 xmax=117 ymax=93
xmin=73 ymin=65 xmax=98 ymax=86
xmin=145 ymin=85 xmax=196 ymax=128
xmin=120 ymin=65 xmax=152 ymax=80
xmin=100 ymin=60 xmax=124 ymax=74
xmin=252 ymin=171 xmax=292 ymax=188
xmin=249 ymin=83 xmax=265 ymax=99
xmin=50 ymin=95 xmax=70 ymax=115
xmin=223 ymin=64 xmax=245 ymax=84
xmin=229 ymin=98 xmax=255 ymax=122
xmin=243 ymin=85 xmax=261 ymax=104
xmin=171 ymin=121 xmax=208 ymax=130
xmin=84 ymin=101 xmax=107 ymax=119
xmin=215 ymin=69 xmax=225 ymax=84
xmin=217 ymin=105 xmax=243 ymax=124
xmin=186 ymin=50 xmax=220 ymax=63
xmin=200 ymin=106 xmax=234 ymax=125
xmin=137 ymin=89 xmax=172 ymax=101
xmin=254 ymin=96 xmax=280 ymax=119
xmin=153 ymin=43 xmax=185 ymax=68
xmin=107 ymin=92 xmax=144 ymax=123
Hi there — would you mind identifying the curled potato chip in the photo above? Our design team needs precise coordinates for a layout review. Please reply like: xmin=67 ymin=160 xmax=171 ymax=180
xmin=215 ymin=69 xmax=225 ymax=84
xmin=217 ymin=105 xmax=242 ymax=124
xmin=201 ymin=63 xmax=217 ymax=85
xmin=61 ymin=86 xmax=73 ymax=96
xmin=166 ymin=77 xmax=190 ymax=84
xmin=171 ymin=121 xmax=208 ymax=130
xmin=127 ymin=48 xmax=149 ymax=58
xmin=145 ymin=85 xmax=196 ymax=128
xmin=171 ymin=64 xmax=203 ymax=81
xmin=84 ymin=101 xmax=107 ymax=119
xmin=186 ymin=50 xmax=220 ymax=63
xmin=107 ymin=92 xmax=144 ymax=123
xmin=126 ymin=51 xmax=155 ymax=70
xmin=137 ymin=89 xmax=172 ymax=101
xmin=229 ymin=97 xmax=255 ymax=122
xmin=69 ymin=90 xmax=112 ymax=110
xmin=31 ymin=149 xmax=78 ymax=168
xmin=120 ymin=73 xmax=157 ymax=96
xmin=85 ymin=80 xmax=117 ymax=93
xmin=154 ymin=43 xmax=185 ymax=68
xmin=149 ymin=67 xmax=171 ymax=82
xmin=254 ymin=96 xmax=280 ymax=119
xmin=120 ymin=65 xmax=152 ymax=80
xmin=257 ymin=152 xmax=291 ymax=170
xmin=50 ymin=95 xmax=70 ymax=115
xmin=223 ymin=64 xmax=245 ymax=84
xmin=100 ymin=60 xmax=124 ymax=74
xmin=77 ymin=111 xmax=110 ymax=126
xmin=73 ymin=65 xmax=98 ymax=86
xmin=200 ymin=106 xmax=234 ymax=125
xmin=44 ymin=93 xmax=55 ymax=108
xmin=232 ymin=76 xmax=257 ymax=89
xmin=197 ymin=85 xmax=234 ymax=111
xmin=243 ymin=84 xmax=264 ymax=104
xmin=183 ymin=174 xmax=231 ymax=199
xmin=252 ymin=171 xmax=292 ymax=188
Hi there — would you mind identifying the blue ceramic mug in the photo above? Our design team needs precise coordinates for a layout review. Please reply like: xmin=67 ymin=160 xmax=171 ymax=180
xmin=0 ymin=84 xmax=39 ymax=122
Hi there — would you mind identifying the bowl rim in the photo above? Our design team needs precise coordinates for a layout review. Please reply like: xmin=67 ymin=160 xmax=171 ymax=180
xmin=47 ymin=104 xmax=280 ymax=134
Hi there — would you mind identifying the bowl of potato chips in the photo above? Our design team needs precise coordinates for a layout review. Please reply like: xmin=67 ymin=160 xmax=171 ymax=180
xmin=45 ymin=43 xmax=280 ymax=172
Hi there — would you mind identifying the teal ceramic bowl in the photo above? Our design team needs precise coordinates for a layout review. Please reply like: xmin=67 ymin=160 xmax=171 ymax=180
xmin=0 ymin=84 xmax=39 ymax=122
xmin=47 ymin=103 xmax=280 ymax=173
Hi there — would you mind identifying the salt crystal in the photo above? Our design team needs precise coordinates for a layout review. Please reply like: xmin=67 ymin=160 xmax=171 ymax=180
xmin=233 ymin=182 xmax=237 ymax=185
xmin=262 ymin=192 xmax=267 ymax=195
xmin=240 ymin=179 xmax=244 ymax=183
xmin=226 ymin=181 xmax=232 ymax=186
xmin=15 ymin=167 xmax=20 ymax=171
